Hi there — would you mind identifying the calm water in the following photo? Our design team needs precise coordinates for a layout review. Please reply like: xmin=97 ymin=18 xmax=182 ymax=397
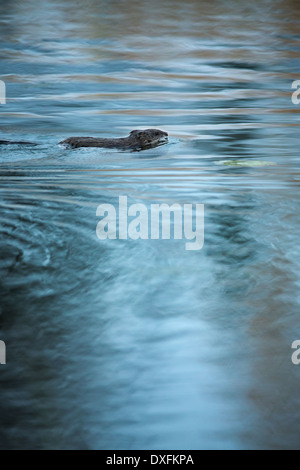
xmin=0 ymin=0 xmax=300 ymax=450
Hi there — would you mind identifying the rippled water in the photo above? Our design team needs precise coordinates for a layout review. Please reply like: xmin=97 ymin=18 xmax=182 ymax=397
xmin=0 ymin=0 xmax=300 ymax=450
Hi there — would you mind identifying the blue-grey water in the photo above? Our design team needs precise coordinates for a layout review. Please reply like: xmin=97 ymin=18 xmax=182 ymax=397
xmin=0 ymin=0 xmax=300 ymax=450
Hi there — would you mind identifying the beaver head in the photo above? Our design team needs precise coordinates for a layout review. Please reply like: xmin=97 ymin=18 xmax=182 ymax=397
xmin=129 ymin=129 xmax=168 ymax=149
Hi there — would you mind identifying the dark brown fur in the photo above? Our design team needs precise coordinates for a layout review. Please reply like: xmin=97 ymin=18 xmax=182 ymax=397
xmin=59 ymin=129 xmax=168 ymax=150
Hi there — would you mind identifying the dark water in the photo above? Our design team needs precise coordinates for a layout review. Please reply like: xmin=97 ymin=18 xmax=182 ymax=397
xmin=0 ymin=0 xmax=300 ymax=450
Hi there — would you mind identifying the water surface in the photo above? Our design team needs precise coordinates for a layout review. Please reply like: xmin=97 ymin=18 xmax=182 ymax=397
xmin=0 ymin=0 xmax=300 ymax=450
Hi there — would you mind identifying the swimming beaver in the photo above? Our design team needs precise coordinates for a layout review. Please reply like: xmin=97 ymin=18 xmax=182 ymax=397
xmin=59 ymin=129 xmax=168 ymax=150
